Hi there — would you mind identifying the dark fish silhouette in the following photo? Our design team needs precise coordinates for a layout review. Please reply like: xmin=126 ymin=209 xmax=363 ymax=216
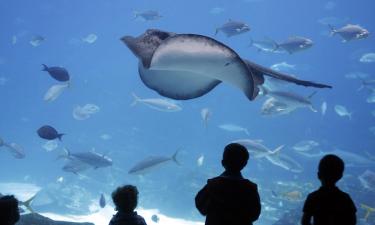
xmin=37 ymin=125 xmax=64 ymax=141
xmin=151 ymin=214 xmax=160 ymax=223
xmin=42 ymin=64 xmax=70 ymax=82
xmin=99 ymin=193 xmax=106 ymax=208
xmin=121 ymin=29 xmax=331 ymax=102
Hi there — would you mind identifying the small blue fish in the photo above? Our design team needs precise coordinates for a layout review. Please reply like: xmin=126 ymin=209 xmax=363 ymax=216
xmin=37 ymin=125 xmax=64 ymax=141
xmin=42 ymin=64 xmax=70 ymax=82
xmin=99 ymin=193 xmax=106 ymax=208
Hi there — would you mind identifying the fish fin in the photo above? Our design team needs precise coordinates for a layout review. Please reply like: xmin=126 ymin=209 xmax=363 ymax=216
xmin=23 ymin=193 xmax=37 ymax=213
xmin=57 ymin=133 xmax=65 ymax=141
xmin=130 ymin=92 xmax=140 ymax=106
xmin=271 ymin=145 xmax=284 ymax=155
xmin=172 ymin=149 xmax=181 ymax=166
xmin=42 ymin=64 xmax=48 ymax=71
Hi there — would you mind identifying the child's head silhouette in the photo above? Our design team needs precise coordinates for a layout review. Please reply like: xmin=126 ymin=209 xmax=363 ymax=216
xmin=318 ymin=154 xmax=344 ymax=186
xmin=112 ymin=185 xmax=139 ymax=212
xmin=222 ymin=143 xmax=249 ymax=172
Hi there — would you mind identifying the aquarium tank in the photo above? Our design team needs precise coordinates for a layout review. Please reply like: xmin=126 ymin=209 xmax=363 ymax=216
xmin=0 ymin=0 xmax=374 ymax=224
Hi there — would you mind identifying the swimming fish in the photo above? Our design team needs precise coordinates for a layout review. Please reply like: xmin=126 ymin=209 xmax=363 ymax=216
xmin=37 ymin=125 xmax=64 ymax=141
xmin=134 ymin=10 xmax=162 ymax=21
xmin=270 ymin=62 xmax=296 ymax=72
xmin=292 ymin=140 xmax=319 ymax=152
xmin=121 ymin=29 xmax=331 ymax=102
xmin=329 ymin=24 xmax=370 ymax=42
xmin=0 ymin=192 xmax=36 ymax=213
xmin=82 ymin=34 xmax=98 ymax=44
xmin=62 ymin=159 xmax=91 ymax=174
xmin=215 ymin=19 xmax=250 ymax=37
xmin=358 ymin=79 xmax=375 ymax=91
xmin=232 ymin=139 xmax=284 ymax=159
xmin=72 ymin=104 xmax=100 ymax=120
xmin=99 ymin=193 xmax=106 ymax=208
xmin=44 ymin=83 xmax=69 ymax=102
xmin=218 ymin=123 xmax=250 ymax=136
xmin=128 ymin=151 xmax=180 ymax=174
xmin=42 ymin=140 xmax=58 ymax=152
xmin=359 ymin=170 xmax=375 ymax=191
xmin=1 ymin=142 xmax=25 ymax=159
xmin=42 ymin=64 xmax=70 ymax=82
xmin=261 ymin=97 xmax=296 ymax=116
xmin=61 ymin=148 xmax=113 ymax=169
xmin=266 ymin=154 xmax=303 ymax=173
xmin=334 ymin=105 xmax=352 ymax=119
xmin=273 ymin=36 xmax=313 ymax=54
xmin=30 ymin=35 xmax=45 ymax=47
xmin=360 ymin=53 xmax=375 ymax=63
xmin=131 ymin=93 xmax=182 ymax=112
xmin=261 ymin=87 xmax=318 ymax=112
xmin=201 ymin=108 xmax=212 ymax=128
xmin=321 ymin=101 xmax=327 ymax=115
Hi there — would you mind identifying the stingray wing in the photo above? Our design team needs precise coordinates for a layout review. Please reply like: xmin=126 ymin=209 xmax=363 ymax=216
xmin=148 ymin=34 xmax=256 ymax=100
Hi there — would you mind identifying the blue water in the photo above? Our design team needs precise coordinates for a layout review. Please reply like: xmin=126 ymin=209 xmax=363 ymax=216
xmin=0 ymin=0 xmax=375 ymax=224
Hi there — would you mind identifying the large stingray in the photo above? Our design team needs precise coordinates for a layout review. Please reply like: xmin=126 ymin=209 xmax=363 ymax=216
xmin=121 ymin=29 xmax=331 ymax=101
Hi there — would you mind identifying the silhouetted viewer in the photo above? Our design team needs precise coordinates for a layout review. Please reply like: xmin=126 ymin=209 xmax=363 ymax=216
xmin=0 ymin=195 xmax=20 ymax=225
xmin=302 ymin=154 xmax=357 ymax=225
xmin=195 ymin=143 xmax=261 ymax=225
xmin=109 ymin=185 xmax=147 ymax=225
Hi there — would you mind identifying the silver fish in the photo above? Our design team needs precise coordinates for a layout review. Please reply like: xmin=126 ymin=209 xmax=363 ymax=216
xmin=360 ymin=53 xmax=375 ymax=63
xmin=44 ymin=83 xmax=69 ymax=102
xmin=261 ymin=98 xmax=296 ymax=116
xmin=129 ymin=151 xmax=180 ymax=174
xmin=201 ymin=108 xmax=212 ymax=128
xmin=274 ymin=36 xmax=313 ymax=54
xmin=2 ymin=142 xmax=25 ymax=159
xmin=261 ymin=87 xmax=317 ymax=112
xmin=292 ymin=140 xmax=319 ymax=152
xmin=265 ymin=154 xmax=303 ymax=173
xmin=270 ymin=62 xmax=296 ymax=72
xmin=218 ymin=123 xmax=250 ymax=136
xmin=30 ymin=35 xmax=45 ymax=47
xmin=329 ymin=24 xmax=370 ymax=42
xmin=82 ymin=34 xmax=97 ymax=44
xmin=215 ymin=19 xmax=250 ymax=37
xmin=61 ymin=148 xmax=113 ymax=169
xmin=134 ymin=10 xmax=162 ymax=21
xmin=131 ymin=93 xmax=182 ymax=112
xmin=334 ymin=105 xmax=352 ymax=119
xmin=321 ymin=101 xmax=327 ymax=115
xmin=232 ymin=139 xmax=284 ymax=159
xmin=62 ymin=159 xmax=91 ymax=174
xmin=359 ymin=170 xmax=375 ymax=191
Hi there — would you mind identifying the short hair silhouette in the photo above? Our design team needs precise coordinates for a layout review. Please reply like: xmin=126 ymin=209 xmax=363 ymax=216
xmin=318 ymin=154 xmax=344 ymax=185
xmin=112 ymin=185 xmax=138 ymax=212
xmin=222 ymin=143 xmax=249 ymax=172
xmin=0 ymin=195 xmax=20 ymax=225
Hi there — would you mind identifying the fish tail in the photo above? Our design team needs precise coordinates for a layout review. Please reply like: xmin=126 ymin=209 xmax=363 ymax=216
xmin=58 ymin=133 xmax=65 ymax=141
xmin=42 ymin=64 xmax=48 ymax=71
xmin=328 ymin=24 xmax=337 ymax=36
xmin=23 ymin=193 xmax=37 ymax=213
xmin=271 ymin=145 xmax=284 ymax=155
xmin=258 ymin=85 xmax=269 ymax=96
xmin=130 ymin=92 xmax=140 ymax=106
xmin=172 ymin=150 xmax=181 ymax=165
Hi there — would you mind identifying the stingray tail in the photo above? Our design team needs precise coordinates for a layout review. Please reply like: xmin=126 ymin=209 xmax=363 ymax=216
xmin=328 ymin=24 xmax=337 ymax=36
xmin=57 ymin=133 xmax=65 ymax=141
xmin=42 ymin=64 xmax=48 ymax=71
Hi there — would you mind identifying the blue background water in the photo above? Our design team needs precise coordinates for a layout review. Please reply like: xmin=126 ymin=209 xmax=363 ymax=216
xmin=0 ymin=0 xmax=374 ymax=224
